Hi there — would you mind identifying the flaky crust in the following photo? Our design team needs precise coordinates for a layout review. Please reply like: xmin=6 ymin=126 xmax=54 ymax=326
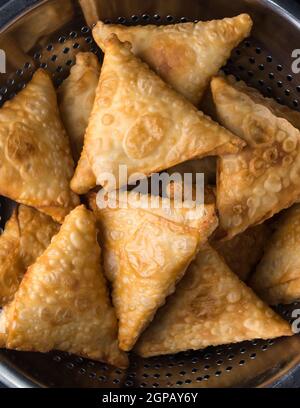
xmin=58 ymin=52 xmax=101 ymax=163
xmin=0 ymin=205 xmax=59 ymax=306
xmin=135 ymin=245 xmax=292 ymax=357
xmin=92 ymin=14 xmax=252 ymax=105
xmin=0 ymin=205 xmax=128 ymax=368
xmin=250 ymin=204 xmax=300 ymax=305
xmin=89 ymin=192 xmax=218 ymax=351
xmin=213 ymin=224 xmax=271 ymax=281
xmin=83 ymin=35 xmax=244 ymax=191
xmin=0 ymin=69 xmax=79 ymax=222
xmin=70 ymin=147 xmax=96 ymax=194
xmin=212 ymin=76 xmax=300 ymax=239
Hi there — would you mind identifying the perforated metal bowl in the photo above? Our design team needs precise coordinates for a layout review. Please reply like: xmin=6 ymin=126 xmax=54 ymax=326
xmin=1 ymin=0 xmax=300 ymax=388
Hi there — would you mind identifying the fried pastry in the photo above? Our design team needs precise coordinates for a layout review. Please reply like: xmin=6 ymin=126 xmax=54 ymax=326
xmin=211 ymin=75 xmax=300 ymax=239
xmin=71 ymin=149 xmax=97 ymax=194
xmin=58 ymin=52 xmax=101 ymax=162
xmin=80 ymin=35 xmax=244 ymax=192
xmin=0 ymin=205 xmax=128 ymax=368
xmin=135 ymin=245 xmax=292 ymax=357
xmin=92 ymin=14 xmax=252 ymax=105
xmin=0 ymin=205 xmax=59 ymax=306
xmin=250 ymin=205 xmax=300 ymax=305
xmin=0 ymin=69 xmax=79 ymax=222
xmin=88 ymin=191 xmax=218 ymax=351
xmin=213 ymin=224 xmax=271 ymax=281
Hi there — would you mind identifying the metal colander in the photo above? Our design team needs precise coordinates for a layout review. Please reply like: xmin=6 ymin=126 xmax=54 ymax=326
xmin=1 ymin=0 xmax=300 ymax=388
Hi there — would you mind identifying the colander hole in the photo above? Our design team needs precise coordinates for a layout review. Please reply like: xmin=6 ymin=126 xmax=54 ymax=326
xmin=153 ymin=383 xmax=159 ymax=388
xmin=66 ymin=60 xmax=73 ymax=66
xmin=24 ymin=62 xmax=31 ymax=69
xmin=250 ymin=353 xmax=257 ymax=359
xmin=89 ymin=372 xmax=96 ymax=379
xmin=249 ymin=57 xmax=255 ymax=64
xmin=277 ymin=81 xmax=283 ymax=88
xmin=226 ymin=366 xmax=232 ymax=372
xmin=259 ymin=64 xmax=264 ymax=70
xmin=165 ymin=373 xmax=172 ymax=377
xmin=140 ymin=383 xmax=147 ymax=388
xmin=73 ymin=43 xmax=80 ymax=49
xmin=40 ymin=63 xmax=47 ymax=69
xmin=180 ymin=17 xmax=188 ymax=22
xmin=239 ymin=360 xmax=245 ymax=365
xmin=79 ymin=368 xmax=86 ymax=375
xmin=204 ymin=375 xmax=210 ymax=380
xmin=153 ymin=14 xmax=161 ymax=21
xmin=185 ymin=379 xmax=192 ymax=384
xmin=99 ymin=375 xmax=107 ymax=382
xmin=192 ymin=357 xmax=199 ymax=363
xmin=47 ymin=44 xmax=54 ymax=51
xmin=267 ymin=86 xmax=272 ymax=93
xmin=215 ymin=371 xmax=222 ymax=376
xmin=81 ymin=26 xmax=90 ymax=33
xmin=216 ymin=359 xmax=223 ymax=365
xmin=261 ymin=344 xmax=268 ymax=351
xmin=204 ymin=353 xmax=211 ymax=360
xmin=266 ymin=55 xmax=272 ymax=62
xmin=125 ymin=380 xmax=133 ymax=387
xmin=179 ymin=371 xmax=186 ymax=376
xmin=269 ymin=72 xmax=275 ymax=79
xmin=240 ymin=348 xmax=246 ymax=354
xmin=63 ymin=47 xmax=70 ymax=54
xmin=117 ymin=17 xmax=126 ymax=24
xmin=114 ymin=369 xmax=122 ymax=374
xmin=227 ymin=354 xmax=234 ymax=360
xmin=293 ymin=100 xmax=298 ymax=107
xmin=245 ymin=40 xmax=251 ymax=47
xmin=58 ymin=36 xmax=66 ymax=43
xmin=142 ymin=14 xmax=150 ymax=22
xmin=196 ymin=377 xmax=203 ymax=382
xmin=191 ymin=368 xmax=198 ymax=373
xmin=287 ymin=74 xmax=293 ymax=81
xmin=131 ymin=15 xmax=139 ymax=23
xmin=255 ymin=47 xmax=261 ymax=54
xmin=128 ymin=372 xmax=136 ymax=378
xmin=113 ymin=378 xmax=120 ymax=384
xmin=69 ymin=31 xmax=77 ymax=38
xmin=248 ymin=70 xmax=254 ymax=77
xmin=51 ymin=55 xmax=57 ymax=62
xmin=204 ymin=364 xmax=210 ymax=370
xmin=166 ymin=15 xmax=174 ymax=22
xmin=85 ymin=37 xmax=93 ymax=44
xmin=258 ymin=79 xmax=264 ymax=86
xmin=56 ymin=66 xmax=63 ymax=73
xmin=66 ymin=362 xmax=74 ymax=370
xmin=53 ymin=355 xmax=61 ymax=362
xmin=277 ymin=64 xmax=283 ymax=71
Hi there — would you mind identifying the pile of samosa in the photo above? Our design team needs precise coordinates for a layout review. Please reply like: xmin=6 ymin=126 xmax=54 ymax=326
xmin=1 ymin=13 xmax=299 ymax=368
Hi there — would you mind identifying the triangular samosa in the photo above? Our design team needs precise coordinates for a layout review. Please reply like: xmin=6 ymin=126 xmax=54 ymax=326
xmin=0 ymin=205 xmax=128 ymax=368
xmin=0 ymin=205 xmax=59 ymax=306
xmin=80 ymin=35 xmax=244 ymax=192
xmin=135 ymin=245 xmax=292 ymax=357
xmin=211 ymin=75 xmax=300 ymax=239
xmin=58 ymin=52 xmax=101 ymax=162
xmin=0 ymin=69 xmax=79 ymax=222
xmin=88 ymin=191 xmax=218 ymax=351
xmin=92 ymin=14 xmax=252 ymax=105
xmin=250 ymin=204 xmax=300 ymax=305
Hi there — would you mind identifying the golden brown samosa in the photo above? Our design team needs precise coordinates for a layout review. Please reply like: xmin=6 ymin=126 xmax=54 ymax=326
xmin=79 ymin=35 xmax=244 ymax=192
xmin=250 ymin=204 xmax=300 ymax=305
xmin=0 ymin=205 xmax=128 ymax=368
xmin=0 ymin=69 xmax=79 ymax=222
xmin=0 ymin=205 xmax=59 ymax=306
xmin=92 ymin=14 xmax=252 ymax=105
xmin=58 ymin=52 xmax=101 ymax=163
xmin=212 ymin=75 xmax=300 ymax=239
xmin=135 ymin=245 xmax=292 ymax=357
xmin=89 ymin=191 xmax=218 ymax=351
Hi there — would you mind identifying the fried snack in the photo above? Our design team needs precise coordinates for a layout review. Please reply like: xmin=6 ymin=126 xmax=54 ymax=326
xmin=88 ymin=191 xmax=218 ymax=351
xmin=135 ymin=245 xmax=292 ymax=357
xmin=0 ymin=205 xmax=128 ymax=368
xmin=58 ymin=52 xmax=101 ymax=163
xmin=71 ymin=149 xmax=96 ymax=194
xmin=0 ymin=205 xmax=59 ymax=306
xmin=250 ymin=204 xmax=300 ymax=305
xmin=92 ymin=14 xmax=252 ymax=105
xmin=79 ymin=35 xmax=244 ymax=192
xmin=0 ymin=69 xmax=79 ymax=222
xmin=213 ymin=224 xmax=271 ymax=281
xmin=211 ymin=75 xmax=300 ymax=239
xmin=166 ymin=157 xmax=217 ymax=186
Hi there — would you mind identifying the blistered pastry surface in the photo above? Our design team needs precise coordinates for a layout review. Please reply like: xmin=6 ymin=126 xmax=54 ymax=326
xmin=90 ymin=192 xmax=218 ymax=351
xmin=1 ymin=206 xmax=128 ymax=368
xmin=93 ymin=14 xmax=252 ymax=104
xmin=135 ymin=245 xmax=292 ymax=357
xmin=0 ymin=205 xmax=59 ymax=306
xmin=0 ymin=69 xmax=79 ymax=222
xmin=84 ymin=36 xmax=244 ymax=191
xmin=250 ymin=204 xmax=300 ymax=305
xmin=212 ymin=76 xmax=300 ymax=239
xmin=58 ymin=52 xmax=101 ymax=163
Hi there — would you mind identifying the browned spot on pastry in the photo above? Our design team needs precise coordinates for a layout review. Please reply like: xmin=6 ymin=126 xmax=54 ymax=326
xmin=97 ymin=71 xmax=119 ymax=108
xmin=6 ymin=124 xmax=36 ymax=163
xmin=124 ymin=113 xmax=168 ymax=159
